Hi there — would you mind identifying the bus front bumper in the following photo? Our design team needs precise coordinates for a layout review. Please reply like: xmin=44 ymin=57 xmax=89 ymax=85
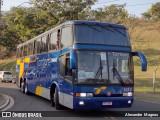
xmin=73 ymin=97 xmax=134 ymax=110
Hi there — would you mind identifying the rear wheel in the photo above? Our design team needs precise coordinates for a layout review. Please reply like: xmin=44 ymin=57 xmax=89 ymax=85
xmin=24 ymin=81 xmax=30 ymax=95
xmin=20 ymin=81 xmax=25 ymax=93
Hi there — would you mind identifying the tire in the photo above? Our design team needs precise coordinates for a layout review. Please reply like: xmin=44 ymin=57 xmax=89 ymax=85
xmin=55 ymin=87 xmax=63 ymax=110
xmin=51 ymin=91 xmax=55 ymax=107
xmin=20 ymin=80 xmax=25 ymax=93
xmin=24 ymin=81 xmax=30 ymax=95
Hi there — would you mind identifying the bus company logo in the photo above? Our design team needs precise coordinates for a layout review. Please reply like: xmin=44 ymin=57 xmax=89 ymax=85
xmin=94 ymin=86 xmax=106 ymax=95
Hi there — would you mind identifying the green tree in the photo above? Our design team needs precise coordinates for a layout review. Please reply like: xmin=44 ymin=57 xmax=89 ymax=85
xmin=92 ymin=4 xmax=128 ymax=23
xmin=142 ymin=2 xmax=160 ymax=20
xmin=31 ymin=0 xmax=97 ymax=24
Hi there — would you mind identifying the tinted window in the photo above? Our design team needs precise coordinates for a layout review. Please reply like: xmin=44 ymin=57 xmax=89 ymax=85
xmin=61 ymin=27 xmax=72 ymax=48
xmin=24 ymin=45 xmax=28 ymax=56
xmin=60 ymin=53 xmax=72 ymax=81
xmin=20 ymin=47 xmax=24 ymax=57
xmin=28 ymin=42 xmax=33 ymax=55
xmin=50 ymin=31 xmax=57 ymax=50
xmin=37 ymin=38 xmax=41 ymax=54
xmin=33 ymin=40 xmax=37 ymax=54
xmin=41 ymin=36 xmax=47 ymax=52
xmin=16 ymin=48 xmax=20 ymax=58
xmin=75 ymin=25 xmax=130 ymax=46
xmin=4 ymin=72 xmax=12 ymax=75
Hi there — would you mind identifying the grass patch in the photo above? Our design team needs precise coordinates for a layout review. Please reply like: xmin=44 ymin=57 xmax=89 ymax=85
xmin=135 ymin=92 xmax=160 ymax=102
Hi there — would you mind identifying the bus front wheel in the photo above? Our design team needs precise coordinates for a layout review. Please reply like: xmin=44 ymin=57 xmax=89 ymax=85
xmin=55 ymin=87 xmax=63 ymax=110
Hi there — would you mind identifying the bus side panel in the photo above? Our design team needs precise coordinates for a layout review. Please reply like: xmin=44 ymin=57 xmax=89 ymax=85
xmin=58 ymin=78 xmax=73 ymax=109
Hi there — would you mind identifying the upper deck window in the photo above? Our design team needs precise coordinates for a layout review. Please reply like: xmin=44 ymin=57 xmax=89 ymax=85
xmin=75 ymin=25 xmax=130 ymax=46
xmin=61 ymin=27 xmax=73 ymax=48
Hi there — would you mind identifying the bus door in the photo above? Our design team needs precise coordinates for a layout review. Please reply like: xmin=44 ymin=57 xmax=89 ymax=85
xmin=59 ymin=53 xmax=73 ymax=109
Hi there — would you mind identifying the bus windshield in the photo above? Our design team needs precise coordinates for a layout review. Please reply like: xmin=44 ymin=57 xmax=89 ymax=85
xmin=75 ymin=25 xmax=130 ymax=46
xmin=76 ymin=51 xmax=133 ymax=85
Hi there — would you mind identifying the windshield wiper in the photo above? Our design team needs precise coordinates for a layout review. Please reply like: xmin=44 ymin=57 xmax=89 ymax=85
xmin=112 ymin=67 xmax=125 ymax=86
xmin=94 ymin=57 xmax=103 ymax=84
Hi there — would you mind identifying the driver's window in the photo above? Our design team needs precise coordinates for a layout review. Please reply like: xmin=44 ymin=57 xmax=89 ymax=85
xmin=60 ymin=53 xmax=72 ymax=81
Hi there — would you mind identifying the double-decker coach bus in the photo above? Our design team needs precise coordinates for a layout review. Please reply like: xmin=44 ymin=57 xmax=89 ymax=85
xmin=16 ymin=21 xmax=147 ymax=110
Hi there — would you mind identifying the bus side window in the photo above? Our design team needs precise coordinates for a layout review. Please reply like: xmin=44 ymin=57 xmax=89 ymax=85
xmin=37 ymin=38 xmax=41 ymax=54
xmin=50 ymin=31 xmax=57 ymax=51
xmin=24 ymin=45 xmax=28 ymax=56
xmin=56 ymin=30 xmax=60 ymax=50
xmin=61 ymin=27 xmax=72 ymax=49
xmin=20 ymin=46 xmax=24 ymax=57
xmin=65 ymin=57 xmax=72 ymax=76
xmin=42 ymin=36 xmax=47 ymax=53
xmin=28 ymin=42 xmax=33 ymax=55
xmin=47 ymin=34 xmax=50 ymax=52
xmin=16 ymin=48 xmax=20 ymax=58
xmin=60 ymin=53 xmax=72 ymax=81
xmin=33 ymin=40 xmax=37 ymax=54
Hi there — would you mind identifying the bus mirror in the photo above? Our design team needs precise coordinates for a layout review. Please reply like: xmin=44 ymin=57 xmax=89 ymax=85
xmin=132 ymin=52 xmax=147 ymax=71
xmin=70 ymin=50 xmax=77 ymax=69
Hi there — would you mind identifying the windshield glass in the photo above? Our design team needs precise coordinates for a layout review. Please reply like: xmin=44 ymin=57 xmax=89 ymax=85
xmin=108 ymin=52 xmax=133 ymax=85
xmin=76 ymin=51 xmax=133 ymax=84
xmin=4 ymin=72 xmax=12 ymax=75
xmin=75 ymin=25 xmax=130 ymax=46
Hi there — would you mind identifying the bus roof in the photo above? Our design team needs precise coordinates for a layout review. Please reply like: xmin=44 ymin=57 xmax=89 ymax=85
xmin=17 ymin=20 xmax=126 ymax=48
xmin=62 ymin=20 xmax=126 ymax=29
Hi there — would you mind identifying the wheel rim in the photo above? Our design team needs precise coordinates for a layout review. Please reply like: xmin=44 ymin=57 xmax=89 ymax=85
xmin=25 ymin=84 xmax=27 ymax=93
xmin=21 ymin=82 xmax=24 ymax=92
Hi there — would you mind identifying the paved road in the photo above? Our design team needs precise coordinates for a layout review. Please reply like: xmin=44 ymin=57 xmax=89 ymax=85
xmin=0 ymin=83 xmax=160 ymax=120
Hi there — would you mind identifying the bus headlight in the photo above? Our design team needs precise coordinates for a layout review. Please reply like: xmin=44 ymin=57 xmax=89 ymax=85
xmin=123 ymin=92 xmax=133 ymax=97
xmin=76 ymin=93 xmax=93 ymax=97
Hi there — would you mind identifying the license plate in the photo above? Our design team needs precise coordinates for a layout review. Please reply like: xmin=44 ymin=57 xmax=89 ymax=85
xmin=102 ymin=102 xmax=112 ymax=105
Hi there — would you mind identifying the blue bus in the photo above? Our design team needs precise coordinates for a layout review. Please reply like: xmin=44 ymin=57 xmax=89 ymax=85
xmin=16 ymin=21 xmax=147 ymax=110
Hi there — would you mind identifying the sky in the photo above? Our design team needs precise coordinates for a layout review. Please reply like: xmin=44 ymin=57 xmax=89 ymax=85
xmin=1 ymin=0 xmax=160 ymax=17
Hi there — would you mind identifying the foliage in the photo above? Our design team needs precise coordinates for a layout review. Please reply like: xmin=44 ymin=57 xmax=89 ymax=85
xmin=31 ymin=0 xmax=97 ymax=24
xmin=142 ymin=2 xmax=160 ymax=20
xmin=91 ymin=4 xmax=128 ymax=23
xmin=0 ymin=1 xmax=159 ymax=56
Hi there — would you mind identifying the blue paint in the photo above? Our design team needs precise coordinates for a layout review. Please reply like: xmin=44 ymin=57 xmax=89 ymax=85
xmin=16 ymin=20 xmax=147 ymax=110
xmin=73 ymin=44 xmax=131 ymax=52
xmin=70 ymin=49 xmax=77 ymax=69
xmin=132 ymin=52 xmax=147 ymax=71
